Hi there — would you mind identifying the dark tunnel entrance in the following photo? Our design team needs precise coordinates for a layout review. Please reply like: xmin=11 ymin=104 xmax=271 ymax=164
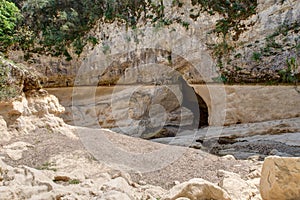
xmin=179 ymin=77 xmax=209 ymax=129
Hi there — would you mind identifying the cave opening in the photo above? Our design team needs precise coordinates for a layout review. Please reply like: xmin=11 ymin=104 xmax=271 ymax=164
xmin=179 ymin=77 xmax=209 ymax=129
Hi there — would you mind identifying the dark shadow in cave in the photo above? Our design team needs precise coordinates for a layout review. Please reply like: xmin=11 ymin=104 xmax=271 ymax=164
xmin=138 ymin=77 xmax=210 ymax=139
xmin=179 ymin=77 xmax=209 ymax=129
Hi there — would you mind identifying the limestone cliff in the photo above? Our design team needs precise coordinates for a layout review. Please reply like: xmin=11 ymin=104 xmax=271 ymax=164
xmin=3 ymin=0 xmax=300 ymax=133
xmin=6 ymin=0 xmax=300 ymax=87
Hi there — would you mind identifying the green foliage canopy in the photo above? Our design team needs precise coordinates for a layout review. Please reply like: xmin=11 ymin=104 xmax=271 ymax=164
xmin=0 ymin=0 xmax=21 ymax=51
xmin=13 ymin=0 xmax=156 ymax=59
xmin=2 ymin=0 xmax=258 ymax=61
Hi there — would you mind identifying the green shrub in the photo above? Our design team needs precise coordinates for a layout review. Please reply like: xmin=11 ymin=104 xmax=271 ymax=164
xmin=212 ymin=74 xmax=228 ymax=83
xmin=0 ymin=0 xmax=21 ymax=52
xmin=0 ymin=59 xmax=19 ymax=101
xmin=10 ymin=0 xmax=166 ymax=59
xmin=252 ymin=52 xmax=262 ymax=61
xmin=68 ymin=179 xmax=80 ymax=184
xmin=279 ymin=57 xmax=298 ymax=83
xmin=181 ymin=21 xmax=190 ymax=30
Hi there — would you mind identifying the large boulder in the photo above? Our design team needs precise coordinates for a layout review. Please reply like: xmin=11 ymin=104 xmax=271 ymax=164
xmin=260 ymin=156 xmax=300 ymax=200
xmin=164 ymin=178 xmax=231 ymax=200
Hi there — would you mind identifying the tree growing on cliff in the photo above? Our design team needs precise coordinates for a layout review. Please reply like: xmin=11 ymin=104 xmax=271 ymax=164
xmin=0 ymin=0 xmax=21 ymax=52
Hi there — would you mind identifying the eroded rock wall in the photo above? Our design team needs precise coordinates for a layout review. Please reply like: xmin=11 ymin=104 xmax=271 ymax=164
xmin=47 ymin=84 xmax=300 ymax=128
xmin=193 ymin=85 xmax=300 ymax=125
xmin=47 ymin=85 xmax=199 ymax=139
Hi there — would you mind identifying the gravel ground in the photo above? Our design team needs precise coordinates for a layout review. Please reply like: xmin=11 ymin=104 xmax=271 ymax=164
xmin=0 ymin=127 xmax=260 ymax=189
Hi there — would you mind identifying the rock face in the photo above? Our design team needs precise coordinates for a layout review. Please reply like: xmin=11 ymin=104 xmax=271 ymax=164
xmin=152 ymin=117 xmax=300 ymax=159
xmin=0 ymin=116 xmax=10 ymax=142
xmin=48 ymin=84 xmax=300 ymax=130
xmin=8 ymin=0 xmax=300 ymax=87
xmin=194 ymin=85 xmax=300 ymax=126
xmin=0 ymin=57 xmax=71 ymax=141
xmin=49 ymin=84 xmax=202 ymax=139
xmin=222 ymin=0 xmax=300 ymax=83
xmin=260 ymin=156 xmax=300 ymax=200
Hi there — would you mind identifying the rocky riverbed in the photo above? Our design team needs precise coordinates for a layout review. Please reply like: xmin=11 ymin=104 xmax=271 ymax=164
xmin=152 ymin=117 xmax=300 ymax=160
xmin=0 ymin=86 xmax=261 ymax=199
xmin=1 ymin=88 xmax=300 ymax=199
xmin=0 ymin=117 xmax=263 ymax=200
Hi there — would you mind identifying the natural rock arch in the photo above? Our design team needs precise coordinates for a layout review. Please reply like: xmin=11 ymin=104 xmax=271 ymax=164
xmin=92 ymin=48 xmax=211 ymax=129
xmin=97 ymin=48 xmax=208 ymax=86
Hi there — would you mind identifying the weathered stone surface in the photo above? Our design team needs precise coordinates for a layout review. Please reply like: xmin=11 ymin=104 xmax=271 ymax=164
xmin=194 ymin=85 xmax=300 ymax=126
xmin=51 ymin=85 xmax=196 ymax=138
xmin=101 ymin=177 xmax=132 ymax=196
xmin=0 ymin=116 xmax=10 ymax=142
xmin=0 ymin=55 xmax=41 ymax=95
xmin=222 ymin=0 xmax=300 ymax=83
xmin=246 ymin=178 xmax=262 ymax=200
xmin=140 ymin=185 xmax=167 ymax=199
xmin=26 ymin=89 xmax=65 ymax=116
xmin=100 ymin=190 xmax=132 ymax=200
xmin=47 ymin=84 xmax=300 ymax=131
xmin=2 ymin=142 xmax=34 ymax=161
xmin=153 ymin=117 xmax=300 ymax=159
xmin=164 ymin=178 xmax=231 ymax=200
xmin=260 ymin=156 xmax=300 ymax=200
xmin=218 ymin=170 xmax=261 ymax=200
xmin=0 ymin=156 xmax=168 ymax=200
xmin=0 ymin=95 xmax=28 ymax=126
xmin=0 ymin=91 xmax=76 ymax=141
xmin=0 ymin=157 xmax=104 ymax=199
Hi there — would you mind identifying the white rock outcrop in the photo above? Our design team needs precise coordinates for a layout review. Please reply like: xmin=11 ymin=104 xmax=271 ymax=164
xmin=0 ymin=156 xmax=167 ymax=200
xmin=0 ymin=90 xmax=76 ymax=141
